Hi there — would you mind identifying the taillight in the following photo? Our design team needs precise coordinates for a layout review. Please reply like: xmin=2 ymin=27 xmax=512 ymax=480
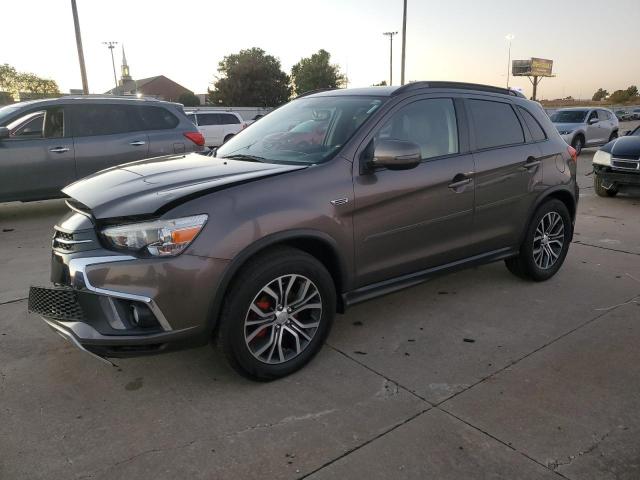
xmin=567 ymin=146 xmax=577 ymax=163
xmin=184 ymin=131 xmax=205 ymax=146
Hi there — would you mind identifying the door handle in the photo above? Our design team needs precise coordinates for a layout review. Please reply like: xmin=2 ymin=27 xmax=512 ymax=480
xmin=448 ymin=175 xmax=472 ymax=190
xmin=129 ymin=140 xmax=146 ymax=146
xmin=49 ymin=147 xmax=69 ymax=153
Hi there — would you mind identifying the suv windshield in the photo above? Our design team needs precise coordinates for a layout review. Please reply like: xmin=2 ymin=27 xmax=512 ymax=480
xmin=550 ymin=110 xmax=588 ymax=123
xmin=216 ymin=96 xmax=384 ymax=164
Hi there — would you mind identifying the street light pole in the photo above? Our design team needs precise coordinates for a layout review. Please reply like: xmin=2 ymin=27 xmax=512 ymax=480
xmin=70 ymin=0 xmax=89 ymax=94
xmin=400 ymin=0 xmax=407 ymax=85
xmin=505 ymin=34 xmax=515 ymax=89
xmin=102 ymin=41 xmax=118 ymax=91
xmin=383 ymin=31 xmax=398 ymax=85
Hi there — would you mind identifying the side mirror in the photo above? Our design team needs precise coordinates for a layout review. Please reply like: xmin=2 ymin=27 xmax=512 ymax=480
xmin=588 ymin=117 xmax=598 ymax=125
xmin=0 ymin=127 xmax=9 ymax=140
xmin=368 ymin=139 xmax=422 ymax=172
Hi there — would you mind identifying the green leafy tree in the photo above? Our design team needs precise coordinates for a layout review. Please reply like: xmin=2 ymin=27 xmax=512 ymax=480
xmin=591 ymin=88 xmax=608 ymax=101
xmin=0 ymin=63 xmax=59 ymax=96
xmin=178 ymin=91 xmax=201 ymax=106
xmin=0 ymin=64 xmax=18 ymax=92
xmin=626 ymin=85 xmax=638 ymax=98
xmin=290 ymin=49 xmax=345 ymax=96
xmin=372 ymin=80 xmax=388 ymax=86
xmin=609 ymin=89 xmax=630 ymax=104
xmin=208 ymin=48 xmax=291 ymax=107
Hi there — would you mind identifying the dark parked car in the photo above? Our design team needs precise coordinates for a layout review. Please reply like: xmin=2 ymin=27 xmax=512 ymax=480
xmin=29 ymin=82 xmax=578 ymax=380
xmin=0 ymin=96 xmax=204 ymax=202
xmin=592 ymin=125 xmax=640 ymax=196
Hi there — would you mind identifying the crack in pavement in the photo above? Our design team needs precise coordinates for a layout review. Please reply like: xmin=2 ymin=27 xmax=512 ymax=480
xmin=547 ymin=431 xmax=611 ymax=471
xmin=572 ymin=240 xmax=640 ymax=257
xmin=0 ymin=297 xmax=27 ymax=306
xmin=231 ymin=409 xmax=338 ymax=436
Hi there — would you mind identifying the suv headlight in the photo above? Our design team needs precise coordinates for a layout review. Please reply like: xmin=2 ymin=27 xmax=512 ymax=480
xmin=102 ymin=215 xmax=208 ymax=257
xmin=593 ymin=150 xmax=612 ymax=166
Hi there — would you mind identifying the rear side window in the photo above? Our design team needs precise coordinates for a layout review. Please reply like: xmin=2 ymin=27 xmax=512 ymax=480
xmin=597 ymin=110 xmax=610 ymax=121
xmin=138 ymin=106 xmax=179 ymax=130
xmin=467 ymin=99 xmax=524 ymax=150
xmin=73 ymin=104 xmax=140 ymax=136
xmin=196 ymin=113 xmax=220 ymax=126
xmin=186 ymin=113 xmax=197 ymax=125
xmin=220 ymin=113 xmax=240 ymax=125
xmin=518 ymin=107 xmax=546 ymax=142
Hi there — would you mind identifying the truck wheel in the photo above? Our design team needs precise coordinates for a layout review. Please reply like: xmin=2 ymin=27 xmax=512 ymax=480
xmin=594 ymin=175 xmax=618 ymax=197
xmin=223 ymin=134 xmax=234 ymax=144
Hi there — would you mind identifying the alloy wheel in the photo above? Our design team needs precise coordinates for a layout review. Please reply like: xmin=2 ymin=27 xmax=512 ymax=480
xmin=244 ymin=274 xmax=322 ymax=364
xmin=532 ymin=211 xmax=565 ymax=270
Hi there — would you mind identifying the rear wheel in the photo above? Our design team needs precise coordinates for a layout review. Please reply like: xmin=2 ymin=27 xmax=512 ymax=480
xmin=571 ymin=135 xmax=584 ymax=156
xmin=505 ymin=199 xmax=572 ymax=281
xmin=223 ymin=134 xmax=235 ymax=144
xmin=217 ymin=247 xmax=336 ymax=380
xmin=594 ymin=175 xmax=618 ymax=197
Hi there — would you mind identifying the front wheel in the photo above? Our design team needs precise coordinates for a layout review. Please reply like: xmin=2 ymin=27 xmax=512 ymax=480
xmin=571 ymin=135 xmax=584 ymax=156
xmin=217 ymin=247 xmax=336 ymax=380
xmin=505 ymin=199 xmax=572 ymax=281
xmin=608 ymin=131 xmax=618 ymax=142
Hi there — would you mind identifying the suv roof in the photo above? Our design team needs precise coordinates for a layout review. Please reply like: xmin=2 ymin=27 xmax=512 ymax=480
xmin=305 ymin=81 xmax=526 ymax=99
xmin=6 ymin=95 xmax=181 ymax=110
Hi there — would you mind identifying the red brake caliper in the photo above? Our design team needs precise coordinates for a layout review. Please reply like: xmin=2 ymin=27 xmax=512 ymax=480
xmin=252 ymin=296 xmax=271 ymax=339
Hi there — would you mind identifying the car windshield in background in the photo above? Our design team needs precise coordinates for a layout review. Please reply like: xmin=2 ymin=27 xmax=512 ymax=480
xmin=216 ymin=96 xmax=385 ymax=164
xmin=550 ymin=110 xmax=588 ymax=123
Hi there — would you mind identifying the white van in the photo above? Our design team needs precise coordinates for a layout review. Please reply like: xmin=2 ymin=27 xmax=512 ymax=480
xmin=185 ymin=110 xmax=247 ymax=148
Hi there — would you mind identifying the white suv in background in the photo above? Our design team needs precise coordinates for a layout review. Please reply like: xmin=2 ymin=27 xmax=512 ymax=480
xmin=185 ymin=110 xmax=247 ymax=148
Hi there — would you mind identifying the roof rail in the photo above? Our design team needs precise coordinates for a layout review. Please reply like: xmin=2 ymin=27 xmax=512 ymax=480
xmin=294 ymin=88 xmax=337 ymax=99
xmin=391 ymin=81 xmax=525 ymax=98
xmin=60 ymin=94 xmax=160 ymax=101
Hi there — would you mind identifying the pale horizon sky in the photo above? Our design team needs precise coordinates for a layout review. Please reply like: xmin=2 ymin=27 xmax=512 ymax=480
xmin=2 ymin=0 xmax=639 ymax=100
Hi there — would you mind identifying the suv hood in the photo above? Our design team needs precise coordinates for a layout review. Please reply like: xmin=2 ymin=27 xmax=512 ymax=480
xmin=553 ymin=122 xmax=583 ymax=131
xmin=605 ymin=135 xmax=640 ymax=158
xmin=63 ymin=153 xmax=306 ymax=219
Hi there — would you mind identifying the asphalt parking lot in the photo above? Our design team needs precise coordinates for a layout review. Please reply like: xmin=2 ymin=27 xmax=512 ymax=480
xmin=1 ymin=125 xmax=639 ymax=480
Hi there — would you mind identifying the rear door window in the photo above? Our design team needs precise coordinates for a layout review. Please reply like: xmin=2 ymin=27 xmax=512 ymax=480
xmin=518 ymin=107 xmax=547 ymax=142
xmin=196 ymin=113 xmax=220 ymax=126
xmin=597 ymin=110 xmax=610 ymax=121
xmin=467 ymin=99 xmax=524 ymax=150
xmin=220 ymin=113 xmax=241 ymax=125
xmin=73 ymin=104 xmax=141 ymax=136
xmin=138 ymin=106 xmax=179 ymax=130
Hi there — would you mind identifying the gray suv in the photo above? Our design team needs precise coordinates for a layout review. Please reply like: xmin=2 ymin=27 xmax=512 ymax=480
xmin=29 ymin=82 xmax=578 ymax=380
xmin=0 ymin=96 xmax=204 ymax=202
xmin=550 ymin=107 xmax=619 ymax=155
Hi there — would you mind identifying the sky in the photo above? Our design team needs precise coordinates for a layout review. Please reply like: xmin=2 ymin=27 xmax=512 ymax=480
xmin=2 ymin=0 xmax=639 ymax=100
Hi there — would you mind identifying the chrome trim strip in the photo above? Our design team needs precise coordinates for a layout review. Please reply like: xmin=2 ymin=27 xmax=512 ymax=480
xmin=43 ymin=317 xmax=116 ymax=366
xmin=54 ymin=238 xmax=93 ymax=245
xmin=68 ymin=256 xmax=173 ymax=331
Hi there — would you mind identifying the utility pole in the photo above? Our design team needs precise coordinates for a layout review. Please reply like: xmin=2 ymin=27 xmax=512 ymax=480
xmin=70 ymin=0 xmax=89 ymax=94
xmin=383 ymin=31 xmax=398 ymax=85
xmin=400 ymin=0 xmax=407 ymax=85
xmin=505 ymin=34 xmax=515 ymax=89
xmin=103 ymin=42 xmax=119 ymax=91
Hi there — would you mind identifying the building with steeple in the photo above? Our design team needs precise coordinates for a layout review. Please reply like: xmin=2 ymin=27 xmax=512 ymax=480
xmin=105 ymin=46 xmax=194 ymax=102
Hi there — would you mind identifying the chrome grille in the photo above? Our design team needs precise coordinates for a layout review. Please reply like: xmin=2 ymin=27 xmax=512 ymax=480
xmin=611 ymin=158 xmax=640 ymax=172
xmin=52 ymin=229 xmax=93 ymax=252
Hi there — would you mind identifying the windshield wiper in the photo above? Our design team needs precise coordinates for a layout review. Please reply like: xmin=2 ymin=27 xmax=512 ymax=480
xmin=221 ymin=154 xmax=266 ymax=163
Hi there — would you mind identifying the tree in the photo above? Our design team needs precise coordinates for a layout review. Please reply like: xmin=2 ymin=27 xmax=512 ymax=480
xmin=626 ymin=85 xmax=638 ymax=98
xmin=290 ymin=49 xmax=345 ymax=96
xmin=609 ymin=89 xmax=630 ymax=104
xmin=178 ymin=91 xmax=200 ymax=107
xmin=591 ymin=88 xmax=608 ymax=101
xmin=208 ymin=48 xmax=291 ymax=107
xmin=372 ymin=80 xmax=388 ymax=86
xmin=0 ymin=63 xmax=59 ymax=96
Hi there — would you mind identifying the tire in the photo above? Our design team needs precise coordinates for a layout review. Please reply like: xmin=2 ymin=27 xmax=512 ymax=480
xmin=608 ymin=131 xmax=618 ymax=142
xmin=594 ymin=175 xmax=618 ymax=197
xmin=223 ymin=134 xmax=234 ymax=144
xmin=571 ymin=135 xmax=584 ymax=156
xmin=217 ymin=247 xmax=336 ymax=380
xmin=505 ymin=199 xmax=572 ymax=282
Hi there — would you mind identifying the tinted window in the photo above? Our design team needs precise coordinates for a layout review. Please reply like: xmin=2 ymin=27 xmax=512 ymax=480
xmin=518 ymin=107 xmax=546 ymax=142
xmin=550 ymin=110 xmax=587 ymax=123
xmin=196 ymin=113 xmax=220 ymax=126
xmin=138 ymin=106 xmax=179 ymax=130
xmin=468 ymin=99 xmax=524 ymax=149
xmin=588 ymin=110 xmax=598 ymax=122
xmin=8 ymin=112 xmax=44 ymax=138
xmin=186 ymin=113 xmax=196 ymax=125
xmin=376 ymin=98 xmax=459 ymax=160
xmin=598 ymin=110 xmax=610 ymax=121
xmin=74 ymin=104 xmax=140 ymax=136
xmin=220 ymin=113 xmax=240 ymax=125
xmin=43 ymin=108 xmax=65 ymax=138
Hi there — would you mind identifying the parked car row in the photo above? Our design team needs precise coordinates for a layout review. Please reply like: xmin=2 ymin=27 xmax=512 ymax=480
xmin=549 ymin=107 xmax=619 ymax=155
xmin=0 ymin=96 xmax=204 ymax=202
xmin=614 ymin=108 xmax=640 ymax=121
xmin=184 ymin=109 xmax=248 ymax=148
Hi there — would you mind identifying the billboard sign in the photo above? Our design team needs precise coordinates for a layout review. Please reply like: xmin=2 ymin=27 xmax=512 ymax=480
xmin=512 ymin=58 xmax=553 ymax=77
